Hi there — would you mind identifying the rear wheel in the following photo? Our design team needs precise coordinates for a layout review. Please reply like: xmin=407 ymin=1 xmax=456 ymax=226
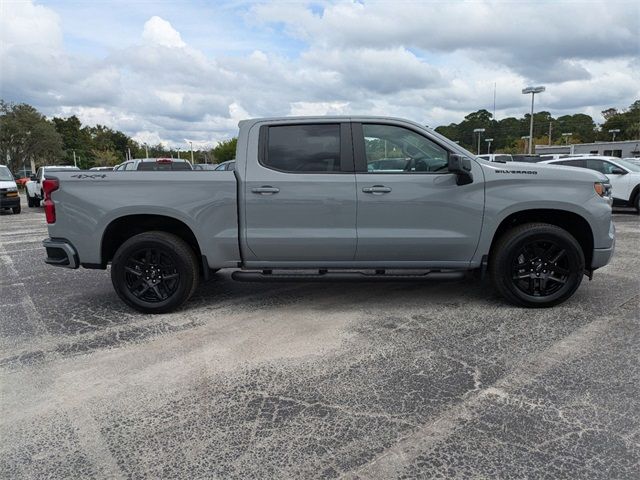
xmin=634 ymin=193 xmax=639 ymax=213
xmin=12 ymin=204 xmax=21 ymax=214
xmin=111 ymin=231 xmax=199 ymax=313
xmin=490 ymin=223 xmax=585 ymax=307
xmin=26 ymin=191 xmax=34 ymax=207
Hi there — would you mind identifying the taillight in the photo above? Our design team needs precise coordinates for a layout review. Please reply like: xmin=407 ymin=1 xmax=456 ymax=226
xmin=43 ymin=178 xmax=59 ymax=224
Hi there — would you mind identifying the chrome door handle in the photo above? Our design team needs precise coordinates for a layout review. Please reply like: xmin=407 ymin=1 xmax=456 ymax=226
xmin=362 ymin=185 xmax=392 ymax=194
xmin=251 ymin=186 xmax=280 ymax=195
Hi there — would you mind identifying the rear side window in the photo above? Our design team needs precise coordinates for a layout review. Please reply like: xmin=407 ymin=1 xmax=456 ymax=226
xmin=263 ymin=124 xmax=341 ymax=173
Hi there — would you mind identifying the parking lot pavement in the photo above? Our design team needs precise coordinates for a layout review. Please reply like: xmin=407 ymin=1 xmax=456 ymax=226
xmin=0 ymin=197 xmax=638 ymax=479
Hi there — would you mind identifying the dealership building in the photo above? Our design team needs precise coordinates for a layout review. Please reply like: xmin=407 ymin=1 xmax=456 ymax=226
xmin=535 ymin=139 xmax=640 ymax=158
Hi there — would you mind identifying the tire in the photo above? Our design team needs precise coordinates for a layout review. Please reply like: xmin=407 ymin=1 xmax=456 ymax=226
xmin=111 ymin=231 xmax=200 ymax=314
xmin=490 ymin=223 xmax=585 ymax=308
xmin=12 ymin=204 xmax=21 ymax=214
xmin=634 ymin=193 xmax=639 ymax=214
xmin=33 ymin=197 xmax=41 ymax=207
xmin=26 ymin=191 xmax=34 ymax=207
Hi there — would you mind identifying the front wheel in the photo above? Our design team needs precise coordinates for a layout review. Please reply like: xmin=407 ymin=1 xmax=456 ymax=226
xmin=12 ymin=204 xmax=21 ymax=214
xmin=111 ymin=231 xmax=200 ymax=313
xmin=490 ymin=223 xmax=585 ymax=307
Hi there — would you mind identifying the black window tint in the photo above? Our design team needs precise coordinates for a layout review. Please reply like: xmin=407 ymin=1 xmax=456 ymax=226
xmin=265 ymin=124 xmax=340 ymax=172
xmin=226 ymin=161 xmax=235 ymax=170
xmin=171 ymin=162 xmax=192 ymax=171
xmin=558 ymin=159 xmax=586 ymax=168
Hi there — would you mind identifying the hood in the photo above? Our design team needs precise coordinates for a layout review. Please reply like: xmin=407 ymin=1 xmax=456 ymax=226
xmin=0 ymin=180 xmax=18 ymax=189
xmin=480 ymin=160 xmax=608 ymax=183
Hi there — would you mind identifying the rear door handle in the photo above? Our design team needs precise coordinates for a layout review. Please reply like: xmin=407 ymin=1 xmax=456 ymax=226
xmin=362 ymin=185 xmax=392 ymax=194
xmin=251 ymin=186 xmax=280 ymax=195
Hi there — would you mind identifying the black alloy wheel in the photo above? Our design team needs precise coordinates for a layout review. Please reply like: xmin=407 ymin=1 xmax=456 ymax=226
xmin=124 ymin=248 xmax=180 ymax=303
xmin=511 ymin=239 xmax=570 ymax=297
xmin=111 ymin=231 xmax=199 ymax=313
xmin=490 ymin=223 xmax=585 ymax=307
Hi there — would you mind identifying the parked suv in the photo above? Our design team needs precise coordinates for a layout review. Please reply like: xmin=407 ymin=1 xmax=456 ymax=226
xmin=0 ymin=165 xmax=21 ymax=214
xmin=541 ymin=156 xmax=640 ymax=212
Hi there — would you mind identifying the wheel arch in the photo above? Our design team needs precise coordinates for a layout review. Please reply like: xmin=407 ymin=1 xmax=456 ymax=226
xmin=489 ymin=209 xmax=594 ymax=268
xmin=101 ymin=214 xmax=202 ymax=267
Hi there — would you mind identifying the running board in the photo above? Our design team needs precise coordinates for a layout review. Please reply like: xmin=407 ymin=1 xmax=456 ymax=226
xmin=231 ymin=269 xmax=466 ymax=283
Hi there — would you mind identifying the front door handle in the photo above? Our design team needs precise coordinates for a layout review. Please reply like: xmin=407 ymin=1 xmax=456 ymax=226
xmin=362 ymin=185 xmax=392 ymax=194
xmin=252 ymin=186 xmax=280 ymax=195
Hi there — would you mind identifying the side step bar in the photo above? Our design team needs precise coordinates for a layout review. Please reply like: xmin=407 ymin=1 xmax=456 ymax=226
xmin=231 ymin=270 xmax=466 ymax=283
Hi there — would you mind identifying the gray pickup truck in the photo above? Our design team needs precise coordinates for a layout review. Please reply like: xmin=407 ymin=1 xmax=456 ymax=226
xmin=42 ymin=116 xmax=615 ymax=313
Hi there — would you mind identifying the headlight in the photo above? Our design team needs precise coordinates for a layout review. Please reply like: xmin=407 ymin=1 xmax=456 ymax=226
xmin=594 ymin=182 xmax=612 ymax=205
xmin=7 ymin=187 xmax=17 ymax=192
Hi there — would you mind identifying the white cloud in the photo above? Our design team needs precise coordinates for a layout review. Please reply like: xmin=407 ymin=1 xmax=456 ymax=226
xmin=142 ymin=16 xmax=186 ymax=48
xmin=289 ymin=101 xmax=350 ymax=116
xmin=1 ymin=1 xmax=638 ymax=148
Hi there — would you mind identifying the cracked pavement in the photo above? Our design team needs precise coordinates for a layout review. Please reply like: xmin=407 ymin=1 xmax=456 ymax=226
xmin=1 ymin=196 xmax=638 ymax=478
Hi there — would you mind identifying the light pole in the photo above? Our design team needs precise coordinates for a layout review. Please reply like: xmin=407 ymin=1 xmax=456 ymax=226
xmin=562 ymin=132 xmax=572 ymax=145
xmin=144 ymin=144 xmax=149 ymax=158
xmin=189 ymin=141 xmax=194 ymax=164
xmin=522 ymin=86 xmax=545 ymax=154
xmin=521 ymin=135 xmax=530 ymax=154
xmin=473 ymin=128 xmax=485 ymax=155
xmin=485 ymin=138 xmax=493 ymax=154
xmin=609 ymin=129 xmax=620 ymax=142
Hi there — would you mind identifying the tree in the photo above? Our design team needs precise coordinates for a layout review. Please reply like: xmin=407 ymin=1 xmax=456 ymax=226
xmin=0 ymin=101 xmax=63 ymax=172
xmin=212 ymin=138 xmax=237 ymax=162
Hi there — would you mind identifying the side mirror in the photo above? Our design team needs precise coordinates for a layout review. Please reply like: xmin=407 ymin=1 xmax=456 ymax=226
xmin=448 ymin=154 xmax=473 ymax=185
xmin=30 ymin=175 xmax=37 ymax=181
xmin=610 ymin=168 xmax=626 ymax=175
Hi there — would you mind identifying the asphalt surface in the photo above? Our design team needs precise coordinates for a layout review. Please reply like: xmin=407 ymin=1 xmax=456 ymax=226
xmin=1 ymin=194 xmax=638 ymax=479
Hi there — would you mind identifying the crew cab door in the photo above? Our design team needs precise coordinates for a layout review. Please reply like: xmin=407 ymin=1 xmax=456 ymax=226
xmin=352 ymin=122 xmax=484 ymax=265
xmin=243 ymin=122 xmax=357 ymax=263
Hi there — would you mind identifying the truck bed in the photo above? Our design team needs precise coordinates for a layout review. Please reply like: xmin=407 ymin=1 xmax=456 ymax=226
xmin=46 ymin=171 xmax=241 ymax=269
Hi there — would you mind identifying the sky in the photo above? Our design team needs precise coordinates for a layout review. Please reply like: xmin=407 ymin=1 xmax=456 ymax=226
xmin=1 ymin=0 xmax=638 ymax=148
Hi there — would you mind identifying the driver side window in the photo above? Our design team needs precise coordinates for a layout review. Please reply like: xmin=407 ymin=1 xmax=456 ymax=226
xmin=362 ymin=124 xmax=448 ymax=173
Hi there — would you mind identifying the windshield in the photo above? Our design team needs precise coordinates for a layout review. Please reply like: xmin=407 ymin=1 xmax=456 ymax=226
xmin=617 ymin=158 xmax=640 ymax=172
xmin=0 ymin=166 xmax=14 ymax=181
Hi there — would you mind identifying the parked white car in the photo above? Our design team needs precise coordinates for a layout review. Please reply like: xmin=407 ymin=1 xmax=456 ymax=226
xmin=26 ymin=166 xmax=80 ymax=207
xmin=541 ymin=156 xmax=640 ymax=212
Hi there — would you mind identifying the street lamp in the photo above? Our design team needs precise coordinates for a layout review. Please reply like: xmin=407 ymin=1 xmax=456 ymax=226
xmin=186 ymin=140 xmax=194 ymax=164
xmin=561 ymin=132 xmax=572 ymax=145
xmin=485 ymin=138 xmax=493 ymax=154
xmin=144 ymin=144 xmax=149 ymax=158
xmin=522 ymin=86 xmax=545 ymax=154
xmin=609 ymin=129 xmax=620 ymax=142
xmin=521 ymin=135 xmax=530 ymax=154
xmin=473 ymin=128 xmax=485 ymax=155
